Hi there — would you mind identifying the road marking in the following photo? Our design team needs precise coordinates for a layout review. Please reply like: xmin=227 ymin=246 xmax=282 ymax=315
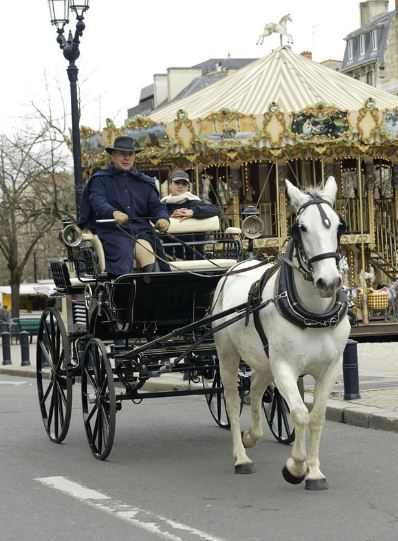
xmin=0 ymin=381 xmax=28 ymax=386
xmin=35 ymin=476 xmax=225 ymax=541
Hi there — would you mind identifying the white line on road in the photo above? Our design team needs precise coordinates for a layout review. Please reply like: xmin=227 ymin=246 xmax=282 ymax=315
xmin=0 ymin=381 xmax=29 ymax=386
xmin=35 ymin=476 xmax=225 ymax=541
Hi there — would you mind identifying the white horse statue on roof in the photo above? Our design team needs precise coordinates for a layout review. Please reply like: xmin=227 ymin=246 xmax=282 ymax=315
xmin=256 ymin=14 xmax=293 ymax=46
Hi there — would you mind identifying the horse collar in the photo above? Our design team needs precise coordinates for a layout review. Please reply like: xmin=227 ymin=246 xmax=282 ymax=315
xmin=276 ymin=239 xmax=348 ymax=329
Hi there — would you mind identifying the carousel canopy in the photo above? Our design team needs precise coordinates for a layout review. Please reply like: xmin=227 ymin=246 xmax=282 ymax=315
xmin=149 ymin=45 xmax=398 ymax=122
xmin=80 ymin=44 xmax=398 ymax=172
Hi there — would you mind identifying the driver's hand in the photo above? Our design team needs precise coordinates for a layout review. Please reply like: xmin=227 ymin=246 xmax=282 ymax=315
xmin=155 ymin=218 xmax=170 ymax=232
xmin=113 ymin=211 xmax=129 ymax=225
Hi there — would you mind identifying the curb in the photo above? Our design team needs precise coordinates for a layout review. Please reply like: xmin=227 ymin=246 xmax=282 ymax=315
xmin=305 ymin=394 xmax=398 ymax=433
xmin=2 ymin=367 xmax=398 ymax=433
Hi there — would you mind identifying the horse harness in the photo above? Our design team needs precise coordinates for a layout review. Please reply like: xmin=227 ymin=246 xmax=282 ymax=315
xmin=245 ymin=194 xmax=348 ymax=356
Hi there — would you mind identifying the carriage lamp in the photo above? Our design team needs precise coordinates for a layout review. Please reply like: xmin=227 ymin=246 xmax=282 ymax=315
xmin=241 ymin=206 xmax=264 ymax=239
xmin=47 ymin=0 xmax=90 ymax=219
xmin=241 ymin=206 xmax=264 ymax=257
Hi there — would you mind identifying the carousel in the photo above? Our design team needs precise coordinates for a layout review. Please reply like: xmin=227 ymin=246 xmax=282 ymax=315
xmin=78 ymin=42 xmax=398 ymax=326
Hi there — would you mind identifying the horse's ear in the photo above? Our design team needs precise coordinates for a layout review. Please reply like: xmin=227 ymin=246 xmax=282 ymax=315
xmin=322 ymin=176 xmax=337 ymax=205
xmin=285 ymin=179 xmax=306 ymax=210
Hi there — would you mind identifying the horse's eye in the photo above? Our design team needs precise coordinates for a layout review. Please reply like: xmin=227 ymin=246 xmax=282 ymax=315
xmin=299 ymin=224 xmax=307 ymax=232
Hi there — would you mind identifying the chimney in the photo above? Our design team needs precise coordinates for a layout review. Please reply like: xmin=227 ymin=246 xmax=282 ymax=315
xmin=300 ymin=51 xmax=313 ymax=60
xmin=360 ymin=1 xmax=389 ymax=26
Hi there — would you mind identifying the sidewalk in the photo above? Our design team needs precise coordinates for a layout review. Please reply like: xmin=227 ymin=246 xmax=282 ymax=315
xmin=1 ymin=340 xmax=398 ymax=433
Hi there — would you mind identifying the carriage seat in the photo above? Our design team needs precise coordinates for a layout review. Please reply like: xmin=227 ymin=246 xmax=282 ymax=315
xmin=167 ymin=215 xmax=220 ymax=234
xmin=164 ymin=216 xmax=238 ymax=270
xmin=66 ymin=229 xmax=107 ymax=287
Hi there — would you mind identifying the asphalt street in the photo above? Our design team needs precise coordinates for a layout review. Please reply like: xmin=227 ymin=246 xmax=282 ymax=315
xmin=1 ymin=374 xmax=398 ymax=541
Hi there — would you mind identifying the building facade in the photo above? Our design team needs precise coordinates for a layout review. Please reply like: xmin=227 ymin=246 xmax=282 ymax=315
xmin=342 ymin=0 xmax=398 ymax=93
xmin=127 ymin=58 xmax=257 ymax=120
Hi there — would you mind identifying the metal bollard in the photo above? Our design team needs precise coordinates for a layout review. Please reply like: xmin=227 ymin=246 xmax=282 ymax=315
xmin=20 ymin=331 xmax=31 ymax=366
xmin=1 ymin=332 xmax=12 ymax=365
xmin=342 ymin=339 xmax=361 ymax=400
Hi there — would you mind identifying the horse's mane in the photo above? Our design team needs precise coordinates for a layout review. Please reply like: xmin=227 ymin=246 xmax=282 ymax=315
xmin=304 ymin=187 xmax=323 ymax=197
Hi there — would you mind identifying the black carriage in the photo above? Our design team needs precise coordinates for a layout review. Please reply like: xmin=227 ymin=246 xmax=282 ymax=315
xmin=36 ymin=216 xmax=296 ymax=460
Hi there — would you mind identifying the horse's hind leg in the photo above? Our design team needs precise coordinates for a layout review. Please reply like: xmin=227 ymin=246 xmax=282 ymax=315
xmin=273 ymin=367 xmax=308 ymax=484
xmin=306 ymin=364 xmax=340 ymax=490
xmin=242 ymin=367 xmax=271 ymax=449
xmin=217 ymin=343 xmax=254 ymax=474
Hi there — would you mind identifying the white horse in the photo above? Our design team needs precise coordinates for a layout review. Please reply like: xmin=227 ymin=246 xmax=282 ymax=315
xmin=212 ymin=177 xmax=350 ymax=490
xmin=256 ymin=14 xmax=293 ymax=46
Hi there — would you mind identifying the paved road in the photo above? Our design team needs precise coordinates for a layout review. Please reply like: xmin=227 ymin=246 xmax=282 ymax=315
xmin=2 ymin=339 xmax=398 ymax=432
xmin=1 ymin=374 xmax=398 ymax=541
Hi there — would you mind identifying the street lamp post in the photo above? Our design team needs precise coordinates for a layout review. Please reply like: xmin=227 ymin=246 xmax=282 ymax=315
xmin=48 ymin=0 xmax=90 ymax=219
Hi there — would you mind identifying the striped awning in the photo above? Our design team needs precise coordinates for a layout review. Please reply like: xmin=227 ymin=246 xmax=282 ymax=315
xmin=149 ymin=46 xmax=398 ymax=123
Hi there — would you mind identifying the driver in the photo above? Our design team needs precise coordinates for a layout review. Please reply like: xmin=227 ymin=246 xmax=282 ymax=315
xmin=78 ymin=136 xmax=170 ymax=275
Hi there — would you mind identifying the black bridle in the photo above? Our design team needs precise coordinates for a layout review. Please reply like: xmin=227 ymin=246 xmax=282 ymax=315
xmin=289 ymin=194 xmax=346 ymax=280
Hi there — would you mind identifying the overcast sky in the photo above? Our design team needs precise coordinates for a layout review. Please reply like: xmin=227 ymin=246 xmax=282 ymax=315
xmin=1 ymin=0 xmax=394 ymax=133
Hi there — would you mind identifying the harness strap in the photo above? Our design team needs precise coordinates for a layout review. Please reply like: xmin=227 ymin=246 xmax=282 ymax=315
xmin=245 ymin=261 xmax=282 ymax=356
xmin=308 ymin=251 xmax=339 ymax=265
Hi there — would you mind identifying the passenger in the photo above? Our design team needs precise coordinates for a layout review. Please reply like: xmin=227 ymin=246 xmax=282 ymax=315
xmin=78 ymin=136 xmax=170 ymax=275
xmin=161 ymin=170 xmax=220 ymax=221
xmin=161 ymin=169 xmax=220 ymax=259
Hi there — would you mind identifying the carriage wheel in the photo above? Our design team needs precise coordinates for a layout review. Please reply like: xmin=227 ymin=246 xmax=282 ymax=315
xmin=262 ymin=385 xmax=295 ymax=444
xmin=203 ymin=365 xmax=230 ymax=429
xmin=202 ymin=357 xmax=244 ymax=429
xmin=36 ymin=308 xmax=72 ymax=443
xmin=81 ymin=338 xmax=116 ymax=460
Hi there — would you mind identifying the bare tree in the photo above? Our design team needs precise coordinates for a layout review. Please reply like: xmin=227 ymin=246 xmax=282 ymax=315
xmin=0 ymin=120 xmax=74 ymax=317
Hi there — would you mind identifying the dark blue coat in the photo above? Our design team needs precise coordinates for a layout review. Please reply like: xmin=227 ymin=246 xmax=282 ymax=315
xmin=165 ymin=199 xmax=220 ymax=220
xmin=78 ymin=165 xmax=170 ymax=275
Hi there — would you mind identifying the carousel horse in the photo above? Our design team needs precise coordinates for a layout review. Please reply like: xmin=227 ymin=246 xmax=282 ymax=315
xmin=339 ymin=256 xmax=358 ymax=325
xmin=256 ymin=14 xmax=293 ymax=46
xmin=212 ymin=176 xmax=350 ymax=490
xmin=339 ymin=255 xmax=349 ymax=287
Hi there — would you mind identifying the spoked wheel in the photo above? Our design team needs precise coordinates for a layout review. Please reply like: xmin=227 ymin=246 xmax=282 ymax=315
xmin=262 ymin=385 xmax=295 ymax=444
xmin=81 ymin=338 xmax=116 ymax=460
xmin=202 ymin=356 xmax=244 ymax=429
xmin=36 ymin=308 xmax=72 ymax=443
xmin=203 ymin=365 xmax=230 ymax=429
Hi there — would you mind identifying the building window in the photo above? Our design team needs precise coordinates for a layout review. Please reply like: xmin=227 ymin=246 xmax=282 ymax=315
xmin=367 ymin=71 xmax=374 ymax=86
xmin=371 ymin=29 xmax=377 ymax=51
xmin=359 ymin=34 xmax=365 ymax=56
xmin=348 ymin=40 xmax=353 ymax=60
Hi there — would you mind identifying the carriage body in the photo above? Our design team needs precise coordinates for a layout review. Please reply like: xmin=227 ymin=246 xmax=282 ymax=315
xmin=36 ymin=217 xmax=293 ymax=459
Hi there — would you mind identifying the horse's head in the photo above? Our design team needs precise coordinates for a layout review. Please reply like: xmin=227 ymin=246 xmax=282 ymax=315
xmin=279 ymin=13 xmax=292 ymax=25
xmin=286 ymin=177 xmax=345 ymax=298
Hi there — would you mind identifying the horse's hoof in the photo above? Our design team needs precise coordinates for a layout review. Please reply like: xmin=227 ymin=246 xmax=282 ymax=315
xmin=305 ymin=478 xmax=329 ymax=490
xmin=235 ymin=463 xmax=255 ymax=474
xmin=282 ymin=465 xmax=305 ymax=485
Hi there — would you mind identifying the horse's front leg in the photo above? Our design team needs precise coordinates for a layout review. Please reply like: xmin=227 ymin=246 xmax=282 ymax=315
xmin=306 ymin=363 xmax=340 ymax=490
xmin=242 ymin=367 xmax=272 ymax=449
xmin=273 ymin=366 xmax=308 ymax=485
xmin=218 ymin=349 xmax=255 ymax=474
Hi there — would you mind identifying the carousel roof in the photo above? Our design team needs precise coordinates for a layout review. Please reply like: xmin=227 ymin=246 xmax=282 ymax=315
xmin=149 ymin=45 xmax=398 ymax=122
